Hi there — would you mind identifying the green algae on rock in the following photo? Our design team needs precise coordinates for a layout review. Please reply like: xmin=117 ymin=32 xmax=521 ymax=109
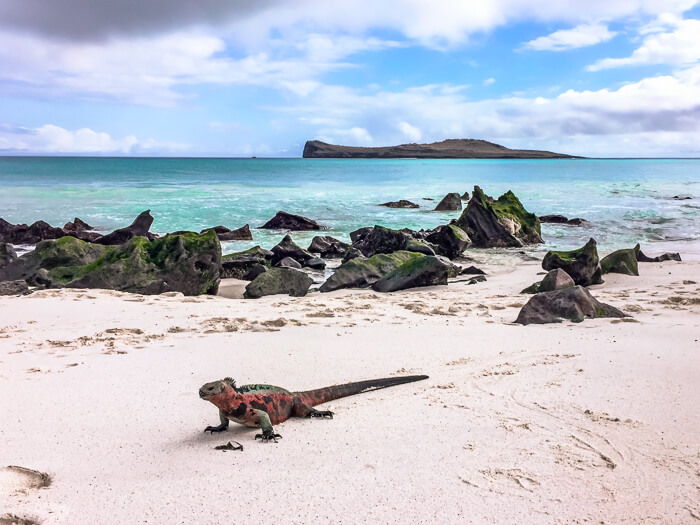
xmin=320 ymin=250 xmax=421 ymax=292
xmin=0 ymin=231 xmax=221 ymax=296
xmin=244 ymin=267 xmax=312 ymax=298
xmin=455 ymin=186 xmax=542 ymax=248
xmin=542 ymin=238 xmax=604 ymax=287
xmin=372 ymin=255 xmax=450 ymax=292
xmin=601 ymin=244 xmax=640 ymax=276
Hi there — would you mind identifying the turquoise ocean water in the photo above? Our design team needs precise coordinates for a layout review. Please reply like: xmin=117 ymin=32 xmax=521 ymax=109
xmin=1 ymin=157 xmax=699 ymax=259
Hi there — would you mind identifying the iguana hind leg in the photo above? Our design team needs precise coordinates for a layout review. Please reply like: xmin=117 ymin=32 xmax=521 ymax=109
xmin=252 ymin=410 xmax=282 ymax=443
xmin=204 ymin=411 xmax=230 ymax=434
xmin=292 ymin=399 xmax=334 ymax=419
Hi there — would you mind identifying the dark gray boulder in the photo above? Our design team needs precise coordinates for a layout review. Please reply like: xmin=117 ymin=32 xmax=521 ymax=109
xmin=353 ymin=225 xmax=410 ymax=257
xmin=275 ymin=256 xmax=302 ymax=269
xmin=271 ymin=235 xmax=314 ymax=265
xmin=434 ymin=193 xmax=462 ymax=211
xmin=320 ymin=250 xmax=420 ymax=292
xmin=542 ymin=238 xmax=603 ymax=287
xmin=0 ymin=219 xmax=66 ymax=244
xmin=0 ymin=280 xmax=29 ymax=296
xmin=349 ymin=227 xmax=372 ymax=244
xmin=221 ymin=246 xmax=273 ymax=279
xmin=460 ymin=265 xmax=485 ymax=275
xmin=305 ymin=258 xmax=326 ymax=271
xmin=244 ymin=268 xmax=312 ymax=298
xmin=460 ymin=192 xmax=469 ymax=201
xmin=372 ymin=255 xmax=450 ymax=292
xmin=94 ymin=210 xmax=154 ymax=245
xmin=243 ymin=264 xmax=267 ymax=281
xmin=637 ymin=249 xmax=681 ymax=263
xmin=515 ymin=286 xmax=626 ymax=325
xmin=203 ymin=224 xmax=253 ymax=241
xmin=425 ymin=224 xmax=471 ymax=259
xmin=540 ymin=214 xmax=588 ymax=226
xmin=601 ymin=245 xmax=640 ymax=276
xmin=308 ymin=236 xmax=350 ymax=258
xmin=342 ymin=247 xmax=364 ymax=263
xmin=379 ymin=200 xmax=419 ymax=209
xmin=522 ymin=268 xmax=575 ymax=294
xmin=63 ymin=217 xmax=94 ymax=232
xmin=455 ymin=186 xmax=542 ymax=248
xmin=260 ymin=211 xmax=325 ymax=231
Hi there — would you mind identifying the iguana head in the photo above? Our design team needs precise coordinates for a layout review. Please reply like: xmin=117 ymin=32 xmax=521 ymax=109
xmin=199 ymin=378 xmax=235 ymax=400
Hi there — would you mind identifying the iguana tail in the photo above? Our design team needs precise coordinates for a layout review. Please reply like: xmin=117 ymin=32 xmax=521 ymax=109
xmin=296 ymin=375 xmax=428 ymax=407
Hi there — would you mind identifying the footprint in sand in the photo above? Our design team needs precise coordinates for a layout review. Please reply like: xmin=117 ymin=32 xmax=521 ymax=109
xmin=0 ymin=466 xmax=52 ymax=496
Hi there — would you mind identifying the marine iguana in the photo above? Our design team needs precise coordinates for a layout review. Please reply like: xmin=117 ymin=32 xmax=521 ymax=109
xmin=199 ymin=374 xmax=428 ymax=442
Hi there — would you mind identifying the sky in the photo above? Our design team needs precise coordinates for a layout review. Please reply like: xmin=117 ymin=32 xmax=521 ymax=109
xmin=1 ymin=0 xmax=700 ymax=157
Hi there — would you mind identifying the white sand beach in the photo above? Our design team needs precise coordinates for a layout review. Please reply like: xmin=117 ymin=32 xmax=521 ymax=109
xmin=1 ymin=258 xmax=699 ymax=524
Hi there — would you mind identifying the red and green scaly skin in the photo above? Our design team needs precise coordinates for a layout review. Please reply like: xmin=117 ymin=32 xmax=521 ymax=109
xmin=199 ymin=375 xmax=428 ymax=442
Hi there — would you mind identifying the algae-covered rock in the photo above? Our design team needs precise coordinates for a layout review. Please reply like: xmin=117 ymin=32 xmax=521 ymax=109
xmin=353 ymin=225 xmax=410 ymax=257
xmin=342 ymin=247 xmax=364 ymax=263
xmin=2 ymin=231 xmax=221 ymax=296
xmin=425 ymin=224 xmax=470 ymax=259
xmin=455 ymin=186 xmax=542 ymax=248
xmin=379 ymin=200 xmax=420 ymax=209
xmin=244 ymin=267 xmax=312 ymax=298
xmin=542 ymin=238 xmax=603 ymax=287
xmin=372 ymin=255 xmax=450 ymax=292
xmin=221 ymin=246 xmax=273 ymax=279
xmin=515 ymin=285 xmax=626 ymax=325
xmin=320 ymin=250 xmax=420 ymax=292
xmin=601 ymin=245 xmax=640 ymax=276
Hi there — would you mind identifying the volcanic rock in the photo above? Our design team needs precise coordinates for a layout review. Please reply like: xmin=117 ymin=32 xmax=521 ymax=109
xmin=372 ymin=255 xmax=450 ymax=292
xmin=425 ymin=224 xmax=470 ymax=259
xmin=601 ymin=245 xmax=640 ymax=276
xmin=433 ymin=193 xmax=462 ymax=211
xmin=542 ymin=238 xmax=603 ymax=287
xmin=308 ymin=236 xmax=350 ymax=258
xmin=94 ymin=210 xmax=154 ymax=245
xmin=271 ymin=235 xmax=314 ymax=265
xmin=260 ymin=211 xmax=325 ymax=231
xmin=379 ymin=200 xmax=420 ymax=209
xmin=515 ymin=286 xmax=626 ymax=325
xmin=244 ymin=268 xmax=312 ymax=298
xmin=455 ymin=186 xmax=542 ymax=248
xmin=319 ymin=250 xmax=420 ymax=292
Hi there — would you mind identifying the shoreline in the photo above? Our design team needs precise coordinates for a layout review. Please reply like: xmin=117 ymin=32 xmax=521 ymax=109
xmin=1 ymin=258 xmax=698 ymax=523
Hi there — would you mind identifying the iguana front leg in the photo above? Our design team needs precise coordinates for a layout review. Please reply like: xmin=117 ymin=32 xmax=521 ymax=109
xmin=252 ymin=410 xmax=282 ymax=443
xmin=204 ymin=411 xmax=230 ymax=434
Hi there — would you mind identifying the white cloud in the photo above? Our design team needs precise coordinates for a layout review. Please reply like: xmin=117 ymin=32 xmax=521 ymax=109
xmin=483 ymin=77 xmax=496 ymax=86
xmin=0 ymin=124 xmax=188 ymax=154
xmin=397 ymin=121 xmax=422 ymax=141
xmin=521 ymin=23 xmax=616 ymax=51
xmin=589 ymin=17 xmax=700 ymax=70
xmin=281 ymin=66 xmax=700 ymax=156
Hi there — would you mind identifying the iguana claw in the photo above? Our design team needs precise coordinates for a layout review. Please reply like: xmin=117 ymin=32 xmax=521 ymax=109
xmin=308 ymin=410 xmax=334 ymax=419
xmin=204 ymin=425 xmax=227 ymax=434
xmin=255 ymin=429 xmax=282 ymax=442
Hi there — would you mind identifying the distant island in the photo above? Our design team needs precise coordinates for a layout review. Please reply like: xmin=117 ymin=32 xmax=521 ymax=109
xmin=302 ymin=139 xmax=579 ymax=159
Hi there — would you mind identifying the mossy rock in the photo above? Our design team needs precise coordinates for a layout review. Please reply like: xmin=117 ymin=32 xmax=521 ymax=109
xmin=542 ymin=238 xmax=603 ymax=287
xmin=244 ymin=267 xmax=312 ymax=298
xmin=0 ymin=242 xmax=18 ymax=269
xmin=372 ymin=255 xmax=449 ymax=292
xmin=425 ymin=224 xmax=470 ymax=259
xmin=455 ymin=186 xmax=542 ymax=248
xmin=352 ymin=225 xmax=410 ymax=257
xmin=320 ymin=250 xmax=420 ymax=292
xmin=405 ymin=239 xmax=436 ymax=256
xmin=601 ymin=244 xmax=640 ymax=276
xmin=2 ymin=231 xmax=221 ymax=296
